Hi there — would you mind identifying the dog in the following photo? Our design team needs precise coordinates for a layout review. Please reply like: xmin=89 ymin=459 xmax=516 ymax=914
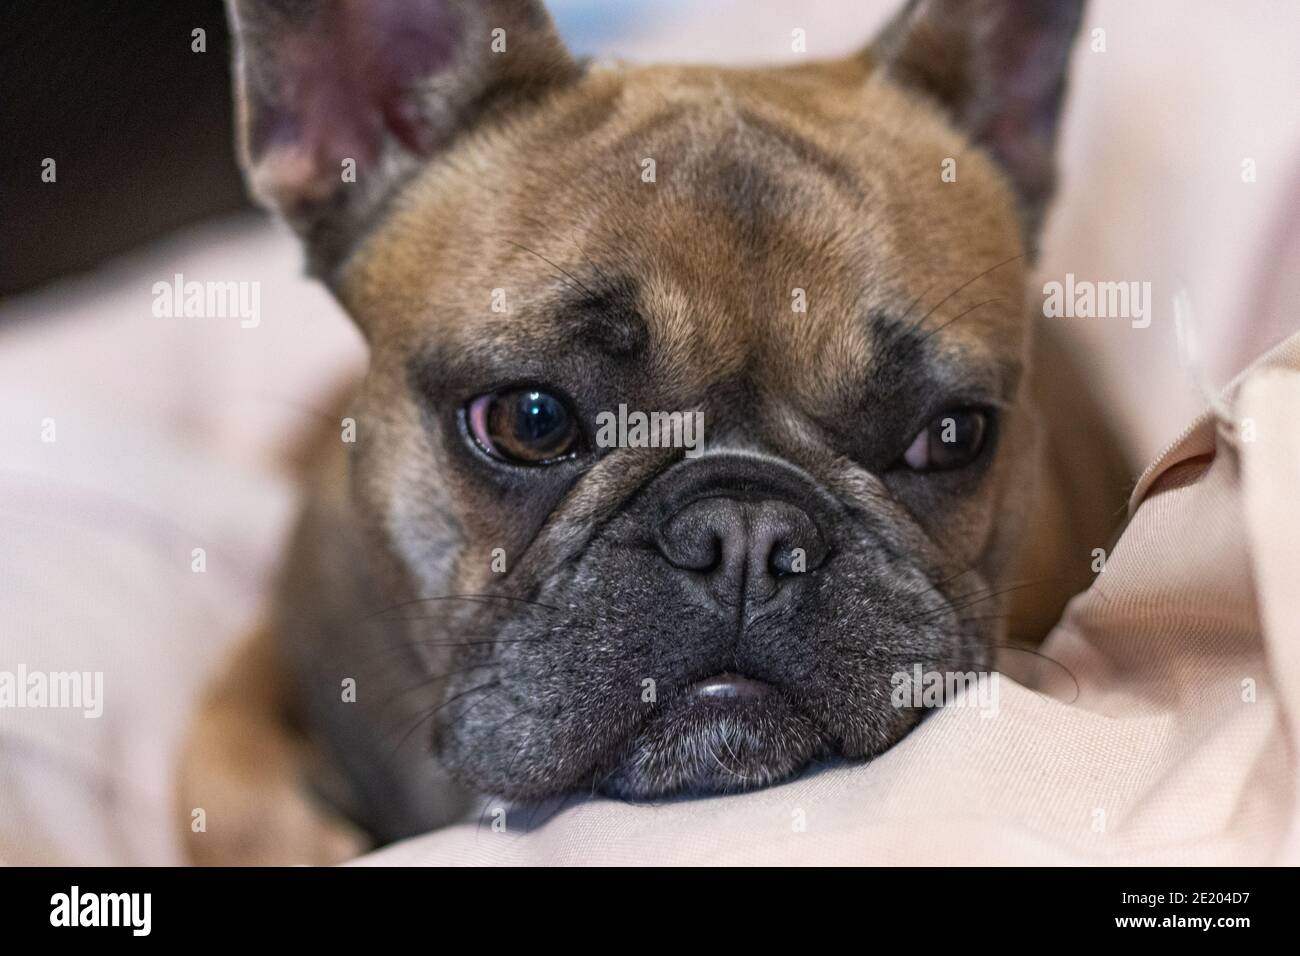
xmin=180 ymin=0 xmax=1131 ymax=864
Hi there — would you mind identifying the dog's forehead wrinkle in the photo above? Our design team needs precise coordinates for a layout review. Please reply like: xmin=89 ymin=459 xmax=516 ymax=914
xmin=864 ymin=307 xmax=1010 ymax=404
xmin=689 ymin=445 xmax=799 ymax=468
xmin=551 ymin=270 xmax=646 ymax=358
xmin=728 ymin=107 xmax=865 ymax=196
xmin=375 ymin=105 xmax=1017 ymax=410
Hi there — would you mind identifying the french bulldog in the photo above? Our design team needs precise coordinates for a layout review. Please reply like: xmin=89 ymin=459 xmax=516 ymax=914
xmin=180 ymin=0 xmax=1130 ymax=864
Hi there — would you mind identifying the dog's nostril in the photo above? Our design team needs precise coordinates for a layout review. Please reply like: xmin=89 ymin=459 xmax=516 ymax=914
xmin=694 ymin=534 xmax=724 ymax=574
xmin=769 ymin=540 xmax=799 ymax=577
xmin=657 ymin=512 xmax=727 ymax=573
xmin=750 ymin=506 xmax=826 ymax=576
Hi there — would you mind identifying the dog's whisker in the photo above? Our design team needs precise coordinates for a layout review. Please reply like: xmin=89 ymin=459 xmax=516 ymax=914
xmin=342 ymin=632 xmax=550 ymax=684
xmin=896 ymin=565 xmax=980 ymax=606
xmin=438 ymin=684 xmax=507 ymax=734
xmin=913 ymin=296 xmax=1006 ymax=347
xmin=383 ymin=680 xmax=500 ymax=766
xmin=357 ymin=662 xmax=504 ymax=727
xmin=382 ymin=663 xmax=500 ymax=705
xmin=894 ymin=575 xmax=1072 ymax=628
xmin=368 ymin=636 xmax=549 ymax=658
xmin=503 ymin=238 xmax=601 ymax=303
xmin=356 ymin=593 xmax=560 ymax=626
xmin=876 ymin=252 xmax=1026 ymax=381
xmin=944 ymin=576 xmax=1073 ymax=613
xmin=907 ymin=252 xmax=1025 ymax=332
xmin=897 ymin=280 xmax=938 ymax=325
xmin=513 ymin=211 xmax=622 ymax=287
xmin=347 ymin=655 xmax=499 ymax=697
xmin=988 ymin=642 xmax=1083 ymax=704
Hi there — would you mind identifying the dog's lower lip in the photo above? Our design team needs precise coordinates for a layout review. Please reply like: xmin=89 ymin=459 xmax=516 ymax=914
xmin=690 ymin=672 xmax=773 ymax=701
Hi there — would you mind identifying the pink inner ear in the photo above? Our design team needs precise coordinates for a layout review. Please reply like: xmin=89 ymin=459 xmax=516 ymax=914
xmin=967 ymin=6 xmax=1078 ymax=206
xmin=250 ymin=0 xmax=462 ymax=207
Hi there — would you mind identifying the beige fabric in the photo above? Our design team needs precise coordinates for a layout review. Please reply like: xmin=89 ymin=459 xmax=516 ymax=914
xmin=356 ymin=334 xmax=1300 ymax=866
xmin=0 ymin=218 xmax=365 ymax=866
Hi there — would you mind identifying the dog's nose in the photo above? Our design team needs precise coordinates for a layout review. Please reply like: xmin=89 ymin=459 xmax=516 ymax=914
xmin=656 ymin=496 xmax=826 ymax=610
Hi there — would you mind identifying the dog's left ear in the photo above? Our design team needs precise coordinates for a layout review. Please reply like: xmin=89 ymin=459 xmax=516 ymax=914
xmin=226 ymin=0 xmax=579 ymax=278
xmin=868 ymin=0 xmax=1085 ymax=248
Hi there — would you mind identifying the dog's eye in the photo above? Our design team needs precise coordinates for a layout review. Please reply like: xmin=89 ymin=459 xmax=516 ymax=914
xmin=900 ymin=409 xmax=989 ymax=472
xmin=466 ymin=389 xmax=579 ymax=464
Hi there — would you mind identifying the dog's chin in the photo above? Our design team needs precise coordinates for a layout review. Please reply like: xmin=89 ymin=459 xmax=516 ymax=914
xmin=596 ymin=682 xmax=829 ymax=801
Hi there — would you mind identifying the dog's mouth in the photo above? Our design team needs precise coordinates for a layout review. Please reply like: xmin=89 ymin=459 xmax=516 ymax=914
xmin=689 ymin=671 xmax=775 ymax=702
xmin=594 ymin=671 xmax=830 ymax=800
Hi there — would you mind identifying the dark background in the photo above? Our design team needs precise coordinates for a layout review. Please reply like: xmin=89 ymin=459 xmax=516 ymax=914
xmin=1 ymin=1 xmax=249 ymax=297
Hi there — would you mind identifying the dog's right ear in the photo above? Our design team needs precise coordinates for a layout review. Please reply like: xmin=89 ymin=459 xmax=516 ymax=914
xmin=867 ymin=0 xmax=1084 ymax=253
xmin=227 ymin=0 xmax=578 ymax=278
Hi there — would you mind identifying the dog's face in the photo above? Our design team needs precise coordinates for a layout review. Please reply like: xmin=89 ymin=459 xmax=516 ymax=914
xmin=231 ymin=0 xmax=1082 ymax=799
